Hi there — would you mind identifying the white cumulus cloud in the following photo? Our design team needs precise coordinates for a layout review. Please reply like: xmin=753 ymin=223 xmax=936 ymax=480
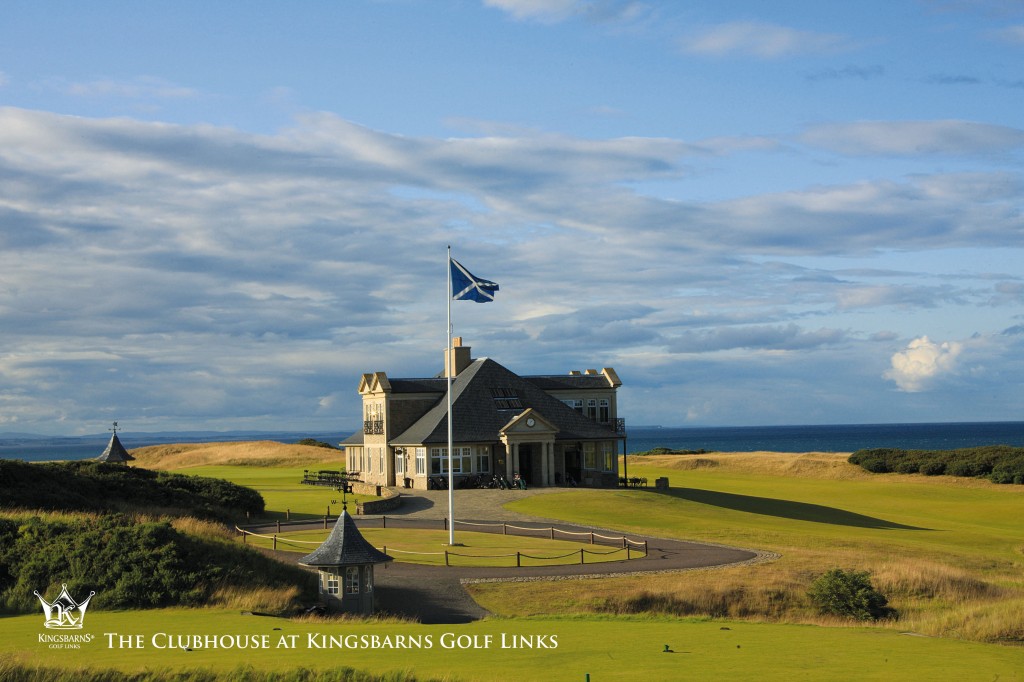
xmin=884 ymin=336 xmax=963 ymax=392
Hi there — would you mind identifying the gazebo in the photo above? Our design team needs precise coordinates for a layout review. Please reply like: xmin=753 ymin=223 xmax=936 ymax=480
xmin=96 ymin=423 xmax=135 ymax=464
xmin=299 ymin=509 xmax=392 ymax=615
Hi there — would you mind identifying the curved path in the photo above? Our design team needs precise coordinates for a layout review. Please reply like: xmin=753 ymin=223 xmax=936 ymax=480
xmin=246 ymin=487 xmax=767 ymax=624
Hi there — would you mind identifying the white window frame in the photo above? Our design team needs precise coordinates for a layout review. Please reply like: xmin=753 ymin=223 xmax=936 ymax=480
xmin=583 ymin=442 xmax=597 ymax=470
xmin=323 ymin=570 xmax=340 ymax=595
xmin=602 ymin=442 xmax=614 ymax=471
xmin=415 ymin=447 xmax=426 ymax=475
xmin=395 ymin=450 xmax=405 ymax=475
xmin=345 ymin=566 xmax=360 ymax=594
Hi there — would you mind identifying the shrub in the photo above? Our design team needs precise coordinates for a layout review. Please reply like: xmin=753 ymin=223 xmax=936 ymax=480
xmin=0 ymin=460 xmax=263 ymax=520
xmin=808 ymin=568 xmax=896 ymax=621
xmin=848 ymin=445 xmax=1024 ymax=485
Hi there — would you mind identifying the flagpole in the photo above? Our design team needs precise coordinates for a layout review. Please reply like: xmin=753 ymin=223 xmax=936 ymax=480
xmin=446 ymin=245 xmax=456 ymax=546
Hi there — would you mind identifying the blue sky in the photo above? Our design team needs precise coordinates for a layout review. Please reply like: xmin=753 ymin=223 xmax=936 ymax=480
xmin=1 ymin=0 xmax=1023 ymax=435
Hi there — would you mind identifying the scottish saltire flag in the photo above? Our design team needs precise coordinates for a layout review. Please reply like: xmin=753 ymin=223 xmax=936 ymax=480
xmin=450 ymin=258 xmax=499 ymax=302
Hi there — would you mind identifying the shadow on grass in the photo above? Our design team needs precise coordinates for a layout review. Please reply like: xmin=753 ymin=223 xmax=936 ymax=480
xmin=657 ymin=487 xmax=930 ymax=530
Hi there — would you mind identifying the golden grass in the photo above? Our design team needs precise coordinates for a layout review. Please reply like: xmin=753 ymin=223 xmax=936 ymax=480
xmin=129 ymin=441 xmax=344 ymax=470
xmin=472 ymin=452 xmax=1024 ymax=644
xmin=205 ymin=584 xmax=303 ymax=612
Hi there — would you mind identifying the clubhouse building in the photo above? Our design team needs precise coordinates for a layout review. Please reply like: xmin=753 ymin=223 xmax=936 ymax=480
xmin=342 ymin=339 xmax=625 ymax=490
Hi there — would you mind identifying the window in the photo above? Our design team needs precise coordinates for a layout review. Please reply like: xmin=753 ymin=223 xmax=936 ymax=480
xmin=491 ymin=388 xmax=523 ymax=409
xmin=345 ymin=566 xmax=360 ymax=594
xmin=587 ymin=399 xmax=598 ymax=420
xmin=599 ymin=399 xmax=610 ymax=423
xmin=602 ymin=442 xmax=614 ymax=471
xmin=563 ymin=399 xmax=583 ymax=414
xmin=379 ymin=448 xmax=385 ymax=474
xmin=476 ymin=445 xmax=490 ymax=473
xmin=431 ymin=447 xmax=472 ymax=474
xmin=323 ymin=570 xmax=339 ymax=595
xmin=364 ymin=566 xmax=373 ymax=592
xmin=583 ymin=442 xmax=597 ymax=470
xmin=395 ymin=450 xmax=405 ymax=475
xmin=415 ymin=447 xmax=426 ymax=475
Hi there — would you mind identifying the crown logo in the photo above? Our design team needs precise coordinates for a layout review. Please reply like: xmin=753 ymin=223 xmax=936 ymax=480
xmin=34 ymin=584 xmax=95 ymax=630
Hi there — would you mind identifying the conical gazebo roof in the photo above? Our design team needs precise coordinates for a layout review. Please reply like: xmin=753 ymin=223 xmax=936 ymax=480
xmin=96 ymin=432 xmax=135 ymax=463
xmin=299 ymin=510 xmax=392 ymax=567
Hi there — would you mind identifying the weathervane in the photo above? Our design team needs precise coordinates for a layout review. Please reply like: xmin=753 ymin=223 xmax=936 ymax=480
xmin=109 ymin=421 xmax=119 ymax=434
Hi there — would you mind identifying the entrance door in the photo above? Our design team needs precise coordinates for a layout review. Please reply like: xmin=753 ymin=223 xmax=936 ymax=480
xmin=565 ymin=446 xmax=581 ymax=486
xmin=517 ymin=443 xmax=533 ymax=485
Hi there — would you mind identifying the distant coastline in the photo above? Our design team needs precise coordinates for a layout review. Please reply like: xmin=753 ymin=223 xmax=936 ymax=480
xmin=3 ymin=421 xmax=1024 ymax=462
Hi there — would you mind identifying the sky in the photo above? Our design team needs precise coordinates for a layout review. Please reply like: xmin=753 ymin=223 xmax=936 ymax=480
xmin=1 ymin=0 xmax=1023 ymax=436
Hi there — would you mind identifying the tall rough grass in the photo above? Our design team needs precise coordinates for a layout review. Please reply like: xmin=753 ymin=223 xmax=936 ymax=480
xmin=0 ymin=658 xmax=431 ymax=682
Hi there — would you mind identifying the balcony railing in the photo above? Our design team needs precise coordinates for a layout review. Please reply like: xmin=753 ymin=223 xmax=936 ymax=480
xmin=363 ymin=420 xmax=384 ymax=435
xmin=613 ymin=418 xmax=626 ymax=435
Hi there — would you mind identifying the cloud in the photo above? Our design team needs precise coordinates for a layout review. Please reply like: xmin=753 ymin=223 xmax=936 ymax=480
xmin=805 ymin=65 xmax=885 ymax=82
xmin=680 ymin=21 xmax=847 ymax=59
xmin=483 ymin=0 xmax=647 ymax=24
xmin=2 ymin=106 xmax=1024 ymax=432
xmin=668 ymin=324 xmax=847 ymax=354
xmin=990 ymin=24 xmax=1024 ymax=44
xmin=60 ymin=76 xmax=200 ymax=100
xmin=801 ymin=120 xmax=1024 ymax=156
xmin=883 ymin=336 xmax=964 ymax=391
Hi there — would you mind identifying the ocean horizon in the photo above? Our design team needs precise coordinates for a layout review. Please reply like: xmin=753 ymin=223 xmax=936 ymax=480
xmin=3 ymin=421 xmax=1024 ymax=462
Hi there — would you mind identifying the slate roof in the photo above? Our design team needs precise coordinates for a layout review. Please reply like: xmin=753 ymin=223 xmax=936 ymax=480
xmin=96 ymin=432 xmax=135 ymax=463
xmin=390 ymin=358 xmax=621 ymax=445
xmin=299 ymin=510 xmax=393 ymax=567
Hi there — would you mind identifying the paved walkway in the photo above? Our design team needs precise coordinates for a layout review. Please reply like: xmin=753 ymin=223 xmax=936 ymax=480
xmin=248 ymin=486 xmax=769 ymax=624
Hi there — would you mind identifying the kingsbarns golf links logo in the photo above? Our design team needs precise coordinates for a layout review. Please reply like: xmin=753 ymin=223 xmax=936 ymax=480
xmin=34 ymin=584 xmax=95 ymax=630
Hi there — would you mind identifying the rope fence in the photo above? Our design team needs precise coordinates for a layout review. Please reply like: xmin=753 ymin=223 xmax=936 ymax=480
xmin=234 ymin=518 xmax=649 ymax=566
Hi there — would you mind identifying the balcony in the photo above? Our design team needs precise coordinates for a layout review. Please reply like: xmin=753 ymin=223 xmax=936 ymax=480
xmin=613 ymin=418 xmax=626 ymax=435
xmin=363 ymin=419 xmax=384 ymax=435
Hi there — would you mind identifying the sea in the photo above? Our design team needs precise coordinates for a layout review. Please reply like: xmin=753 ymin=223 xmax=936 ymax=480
xmin=2 ymin=422 xmax=1024 ymax=462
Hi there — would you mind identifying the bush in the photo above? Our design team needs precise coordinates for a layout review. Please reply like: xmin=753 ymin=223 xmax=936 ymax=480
xmin=0 ymin=460 xmax=263 ymax=520
xmin=0 ymin=513 xmax=313 ymax=614
xmin=808 ymin=568 xmax=896 ymax=621
xmin=297 ymin=438 xmax=339 ymax=450
xmin=848 ymin=445 xmax=1024 ymax=485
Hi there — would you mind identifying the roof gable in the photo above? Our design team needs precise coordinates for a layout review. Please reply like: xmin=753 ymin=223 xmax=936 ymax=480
xmin=96 ymin=433 xmax=135 ymax=463
xmin=299 ymin=510 xmax=392 ymax=567
xmin=391 ymin=358 xmax=619 ymax=445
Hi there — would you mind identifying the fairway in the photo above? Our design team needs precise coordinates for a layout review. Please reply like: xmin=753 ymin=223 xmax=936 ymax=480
xmin=240 ymin=526 xmax=644 ymax=567
xmin=4 ymin=447 xmax=1024 ymax=680
xmin=184 ymin=464 xmax=374 ymax=520
xmin=3 ymin=608 xmax=1023 ymax=681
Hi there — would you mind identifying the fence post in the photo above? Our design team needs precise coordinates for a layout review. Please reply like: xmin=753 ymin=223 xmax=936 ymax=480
xmin=445 ymin=550 xmax=449 ymax=567
xmin=273 ymin=535 xmax=277 ymax=550
xmin=550 ymin=527 xmax=555 ymax=540
xmin=276 ymin=520 xmax=281 ymax=533
xmin=580 ymin=548 xmax=585 ymax=565
xmin=590 ymin=532 xmax=595 ymax=545
xmin=323 ymin=516 xmax=328 ymax=530
xmin=242 ymin=531 xmax=247 ymax=544
xmin=626 ymin=545 xmax=630 ymax=560
xmin=286 ymin=509 xmax=290 ymax=521
xmin=517 ymin=552 xmax=521 ymax=568
xmin=444 ymin=517 xmax=448 ymax=531
xmin=502 ymin=523 xmax=507 ymax=535
xmin=383 ymin=515 xmax=387 ymax=529
xmin=326 ymin=505 xmax=330 ymax=518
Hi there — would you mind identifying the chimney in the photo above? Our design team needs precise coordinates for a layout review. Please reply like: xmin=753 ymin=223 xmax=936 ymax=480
xmin=445 ymin=337 xmax=473 ymax=377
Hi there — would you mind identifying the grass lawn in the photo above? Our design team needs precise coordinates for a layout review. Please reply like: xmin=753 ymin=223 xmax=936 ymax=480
xmin=242 ymin=527 xmax=643 ymax=567
xmin=182 ymin=464 xmax=373 ymax=520
xmin=9 ymin=446 xmax=1014 ymax=680
xmin=2 ymin=608 xmax=1023 ymax=681
xmin=471 ymin=453 xmax=1024 ymax=645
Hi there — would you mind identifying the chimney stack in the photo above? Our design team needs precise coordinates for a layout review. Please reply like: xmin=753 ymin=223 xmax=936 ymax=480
xmin=445 ymin=337 xmax=473 ymax=377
